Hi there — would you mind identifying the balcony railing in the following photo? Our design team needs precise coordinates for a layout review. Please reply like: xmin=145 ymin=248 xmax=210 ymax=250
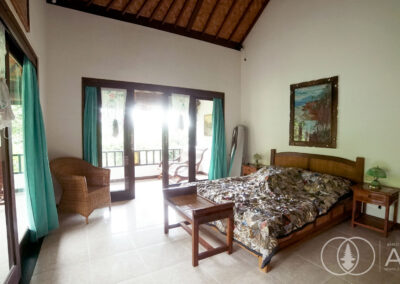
xmin=11 ymin=149 xmax=183 ymax=174
xmin=12 ymin=154 xmax=24 ymax=174
xmin=101 ymin=149 xmax=182 ymax=168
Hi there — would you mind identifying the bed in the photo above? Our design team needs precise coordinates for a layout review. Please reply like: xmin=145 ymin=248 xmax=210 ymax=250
xmin=184 ymin=149 xmax=364 ymax=273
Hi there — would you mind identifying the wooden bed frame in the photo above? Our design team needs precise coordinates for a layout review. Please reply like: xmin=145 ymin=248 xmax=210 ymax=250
xmin=243 ymin=149 xmax=365 ymax=273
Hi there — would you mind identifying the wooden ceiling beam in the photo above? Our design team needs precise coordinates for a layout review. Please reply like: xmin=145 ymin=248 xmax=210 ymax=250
xmin=186 ymin=0 xmax=204 ymax=31
xmin=215 ymin=0 xmax=237 ymax=39
xmin=162 ymin=0 xmax=177 ymax=25
xmin=136 ymin=0 xmax=148 ymax=19
xmin=149 ymin=0 xmax=163 ymax=22
xmin=86 ymin=0 xmax=95 ymax=7
xmin=240 ymin=0 xmax=269 ymax=44
xmin=201 ymin=0 xmax=218 ymax=35
xmin=106 ymin=0 xmax=117 ymax=11
xmin=46 ymin=0 xmax=243 ymax=50
xmin=175 ymin=0 xmax=189 ymax=28
xmin=122 ymin=0 xmax=136 ymax=15
xmin=228 ymin=0 xmax=254 ymax=41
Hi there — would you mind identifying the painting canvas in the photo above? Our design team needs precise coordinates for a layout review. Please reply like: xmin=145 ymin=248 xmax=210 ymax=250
xmin=204 ymin=114 xmax=212 ymax=136
xmin=289 ymin=76 xmax=338 ymax=148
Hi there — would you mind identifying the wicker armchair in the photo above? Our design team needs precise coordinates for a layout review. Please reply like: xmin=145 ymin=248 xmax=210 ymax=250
xmin=50 ymin=157 xmax=111 ymax=224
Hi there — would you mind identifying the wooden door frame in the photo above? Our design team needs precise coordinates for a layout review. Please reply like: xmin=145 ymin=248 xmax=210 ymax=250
xmin=82 ymin=77 xmax=225 ymax=199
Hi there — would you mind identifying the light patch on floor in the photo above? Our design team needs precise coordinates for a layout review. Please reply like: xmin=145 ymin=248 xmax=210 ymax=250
xmin=31 ymin=180 xmax=400 ymax=283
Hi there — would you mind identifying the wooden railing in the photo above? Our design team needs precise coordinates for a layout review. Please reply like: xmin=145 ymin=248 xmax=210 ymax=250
xmin=102 ymin=149 xmax=182 ymax=168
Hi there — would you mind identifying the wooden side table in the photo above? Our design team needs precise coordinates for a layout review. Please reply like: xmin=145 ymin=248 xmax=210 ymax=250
xmin=242 ymin=164 xmax=263 ymax=176
xmin=351 ymin=183 xmax=399 ymax=237
xmin=163 ymin=185 xmax=234 ymax=266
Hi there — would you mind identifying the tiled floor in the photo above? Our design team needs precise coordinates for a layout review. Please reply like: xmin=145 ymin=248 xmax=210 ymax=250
xmin=31 ymin=180 xmax=400 ymax=283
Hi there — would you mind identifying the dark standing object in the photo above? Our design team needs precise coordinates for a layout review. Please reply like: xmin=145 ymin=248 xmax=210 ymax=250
xmin=9 ymin=0 xmax=29 ymax=32
xmin=163 ymin=185 xmax=234 ymax=266
xmin=289 ymin=76 xmax=338 ymax=148
xmin=351 ymin=183 xmax=399 ymax=237
xmin=46 ymin=0 xmax=271 ymax=50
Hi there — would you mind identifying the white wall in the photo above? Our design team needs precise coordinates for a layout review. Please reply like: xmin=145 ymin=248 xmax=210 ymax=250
xmin=5 ymin=0 xmax=48 ymax=115
xmin=241 ymin=0 xmax=400 ymax=220
xmin=45 ymin=5 xmax=241 ymax=163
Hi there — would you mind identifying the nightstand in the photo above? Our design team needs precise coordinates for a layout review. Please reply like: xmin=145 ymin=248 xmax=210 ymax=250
xmin=351 ymin=183 xmax=399 ymax=237
xmin=242 ymin=164 xmax=263 ymax=176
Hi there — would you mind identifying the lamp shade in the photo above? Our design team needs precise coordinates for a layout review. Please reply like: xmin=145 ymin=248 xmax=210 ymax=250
xmin=366 ymin=167 xmax=387 ymax=179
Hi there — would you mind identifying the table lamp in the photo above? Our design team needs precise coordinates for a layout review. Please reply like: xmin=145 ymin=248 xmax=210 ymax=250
xmin=366 ymin=166 xmax=386 ymax=190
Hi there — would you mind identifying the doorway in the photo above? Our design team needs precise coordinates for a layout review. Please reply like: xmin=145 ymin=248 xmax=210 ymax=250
xmin=83 ymin=78 xmax=223 ymax=202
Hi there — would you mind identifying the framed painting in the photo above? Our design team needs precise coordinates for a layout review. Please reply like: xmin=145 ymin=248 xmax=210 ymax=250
xmin=10 ymin=0 xmax=29 ymax=32
xmin=289 ymin=76 xmax=338 ymax=148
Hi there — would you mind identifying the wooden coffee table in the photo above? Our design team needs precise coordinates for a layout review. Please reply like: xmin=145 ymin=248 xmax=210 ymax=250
xmin=163 ymin=185 xmax=234 ymax=266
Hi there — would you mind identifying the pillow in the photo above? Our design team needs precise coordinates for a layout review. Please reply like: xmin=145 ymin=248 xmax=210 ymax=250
xmin=301 ymin=170 xmax=351 ymax=196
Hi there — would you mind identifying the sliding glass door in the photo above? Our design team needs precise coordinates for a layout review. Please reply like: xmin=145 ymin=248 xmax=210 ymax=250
xmin=83 ymin=78 xmax=224 ymax=200
xmin=167 ymin=94 xmax=190 ymax=185
xmin=195 ymin=99 xmax=214 ymax=181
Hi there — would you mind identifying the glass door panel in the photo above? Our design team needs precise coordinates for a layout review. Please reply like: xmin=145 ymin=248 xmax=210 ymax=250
xmin=167 ymin=94 xmax=190 ymax=185
xmin=0 ymin=156 xmax=10 ymax=282
xmin=195 ymin=99 xmax=213 ymax=181
xmin=101 ymin=88 xmax=127 ymax=193
xmin=9 ymin=54 xmax=28 ymax=242
xmin=133 ymin=90 xmax=163 ymax=180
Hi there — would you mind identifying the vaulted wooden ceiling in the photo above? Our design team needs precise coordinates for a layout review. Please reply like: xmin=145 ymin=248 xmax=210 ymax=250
xmin=47 ymin=0 xmax=270 ymax=50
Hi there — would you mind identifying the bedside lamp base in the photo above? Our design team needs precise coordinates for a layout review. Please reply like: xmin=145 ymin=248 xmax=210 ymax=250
xmin=369 ymin=179 xmax=381 ymax=190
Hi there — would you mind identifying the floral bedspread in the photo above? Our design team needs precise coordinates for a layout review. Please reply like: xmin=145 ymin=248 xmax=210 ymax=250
xmin=183 ymin=166 xmax=352 ymax=267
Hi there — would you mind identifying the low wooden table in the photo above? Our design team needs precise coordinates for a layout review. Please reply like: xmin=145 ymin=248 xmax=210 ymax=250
xmin=351 ymin=183 xmax=399 ymax=237
xmin=163 ymin=185 xmax=234 ymax=266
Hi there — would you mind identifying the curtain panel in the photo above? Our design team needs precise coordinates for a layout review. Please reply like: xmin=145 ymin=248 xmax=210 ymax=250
xmin=208 ymin=98 xmax=227 ymax=180
xmin=83 ymin=86 xmax=98 ymax=166
xmin=22 ymin=57 xmax=59 ymax=240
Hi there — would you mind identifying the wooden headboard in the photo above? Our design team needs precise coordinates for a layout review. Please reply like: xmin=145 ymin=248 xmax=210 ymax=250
xmin=270 ymin=149 xmax=365 ymax=184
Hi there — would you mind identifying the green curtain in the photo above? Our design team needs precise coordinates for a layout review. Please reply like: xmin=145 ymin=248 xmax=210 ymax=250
xmin=22 ymin=57 xmax=59 ymax=240
xmin=208 ymin=98 xmax=227 ymax=180
xmin=83 ymin=86 xmax=98 ymax=166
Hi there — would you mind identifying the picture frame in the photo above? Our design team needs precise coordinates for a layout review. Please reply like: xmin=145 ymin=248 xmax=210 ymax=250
xmin=289 ymin=76 xmax=338 ymax=148
xmin=10 ymin=0 xmax=29 ymax=32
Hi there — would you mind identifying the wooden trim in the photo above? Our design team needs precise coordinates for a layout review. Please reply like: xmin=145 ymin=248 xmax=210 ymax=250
xmin=9 ymin=0 xmax=30 ymax=32
xmin=47 ymin=0 xmax=242 ymax=50
xmin=240 ymin=0 xmax=269 ymax=44
xmin=228 ymin=0 xmax=254 ymax=41
xmin=186 ymin=0 xmax=203 ymax=31
xmin=201 ymin=0 xmax=217 ymax=34
xmin=215 ymin=0 xmax=237 ymax=39
xmin=0 ymin=1 xmax=37 ymax=66
xmin=82 ymin=77 xmax=225 ymax=100
xmin=188 ymin=96 xmax=196 ymax=182
xmin=289 ymin=76 xmax=338 ymax=148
